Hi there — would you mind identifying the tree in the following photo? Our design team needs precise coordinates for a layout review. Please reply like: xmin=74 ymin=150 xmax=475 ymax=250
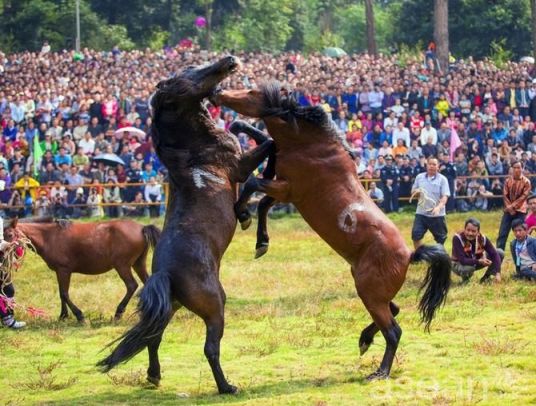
xmin=364 ymin=0 xmax=377 ymax=56
xmin=433 ymin=0 xmax=448 ymax=73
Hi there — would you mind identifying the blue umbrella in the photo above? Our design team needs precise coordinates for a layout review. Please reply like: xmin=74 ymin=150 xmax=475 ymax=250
xmin=93 ymin=153 xmax=126 ymax=167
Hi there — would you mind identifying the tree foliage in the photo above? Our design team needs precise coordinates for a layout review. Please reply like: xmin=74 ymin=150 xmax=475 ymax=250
xmin=0 ymin=0 xmax=533 ymax=59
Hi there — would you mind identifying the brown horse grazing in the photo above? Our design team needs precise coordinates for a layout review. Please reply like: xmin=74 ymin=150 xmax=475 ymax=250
xmin=212 ymin=82 xmax=452 ymax=380
xmin=4 ymin=217 xmax=160 ymax=322
xmin=97 ymin=56 xmax=274 ymax=394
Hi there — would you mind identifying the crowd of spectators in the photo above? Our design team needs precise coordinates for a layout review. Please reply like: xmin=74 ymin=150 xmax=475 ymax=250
xmin=2 ymin=43 xmax=536 ymax=217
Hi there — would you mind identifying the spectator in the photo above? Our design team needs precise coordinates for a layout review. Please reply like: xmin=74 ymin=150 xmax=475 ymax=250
xmin=380 ymin=156 xmax=399 ymax=213
xmin=123 ymin=191 xmax=147 ymax=217
xmin=35 ymin=190 xmax=52 ymax=216
xmin=496 ymin=161 xmax=532 ymax=250
xmin=87 ymin=186 xmax=103 ymax=217
xmin=525 ymin=194 xmax=536 ymax=234
xmin=451 ymin=217 xmax=503 ymax=283
xmin=511 ymin=219 xmax=536 ymax=280
xmin=70 ymin=187 xmax=87 ymax=219
xmin=365 ymin=179 xmax=383 ymax=204
xmin=103 ymin=179 xmax=122 ymax=218
xmin=144 ymin=176 xmax=162 ymax=218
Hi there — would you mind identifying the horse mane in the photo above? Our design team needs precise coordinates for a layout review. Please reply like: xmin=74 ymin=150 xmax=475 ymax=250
xmin=259 ymin=81 xmax=355 ymax=154
xmin=55 ymin=219 xmax=72 ymax=229
xmin=14 ymin=216 xmax=72 ymax=229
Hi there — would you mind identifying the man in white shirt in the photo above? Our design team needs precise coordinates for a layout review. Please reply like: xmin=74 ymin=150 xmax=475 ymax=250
xmin=78 ymin=131 xmax=96 ymax=155
xmin=420 ymin=121 xmax=438 ymax=146
xmin=392 ymin=122 xmax=410 ymax=147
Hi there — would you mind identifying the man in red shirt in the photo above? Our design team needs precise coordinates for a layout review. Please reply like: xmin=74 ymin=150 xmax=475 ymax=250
xmin=496 ymin=161 xmax=532 ymax=250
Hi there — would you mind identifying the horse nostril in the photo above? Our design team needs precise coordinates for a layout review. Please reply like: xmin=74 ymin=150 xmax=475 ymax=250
xmin=226 ymin=56 xmax=241 ymax=71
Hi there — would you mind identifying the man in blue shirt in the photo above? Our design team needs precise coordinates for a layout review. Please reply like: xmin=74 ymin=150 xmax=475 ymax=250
xmin=510 ymin=219 xmax=536 ymax=280
xmin=54 ymin=147 xmax=73 ymax=167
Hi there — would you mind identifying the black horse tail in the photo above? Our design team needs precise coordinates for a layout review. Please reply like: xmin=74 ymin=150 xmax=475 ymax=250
xmin=142 ymin=224 xmax=161 ymax=249
xmin=97 ymin=271 xmax=172 ymax=372
xmin=410 ymin=244 xmax=452 ymax=331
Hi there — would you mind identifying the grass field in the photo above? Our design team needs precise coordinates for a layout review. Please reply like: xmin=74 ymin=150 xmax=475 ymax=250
xmin=1 ymin=211 xmax=536 ymax=405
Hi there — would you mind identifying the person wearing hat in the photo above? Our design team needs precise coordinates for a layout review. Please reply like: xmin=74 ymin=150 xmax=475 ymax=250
xmin=398 ymin=155 xmax=413 ymax=206
xmin=380 ymin=155 xmax=400 ymax=213
xmin=0 ymin=217 xmax=26 ymax=329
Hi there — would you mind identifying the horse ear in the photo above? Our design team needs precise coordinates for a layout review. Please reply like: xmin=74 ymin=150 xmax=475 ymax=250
xmin=12 ymin=217 xmax=18 ymax=228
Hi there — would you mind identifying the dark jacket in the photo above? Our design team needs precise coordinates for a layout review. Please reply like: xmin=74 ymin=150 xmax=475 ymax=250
xmin=510 ymin=236 xmax=536 ymax=273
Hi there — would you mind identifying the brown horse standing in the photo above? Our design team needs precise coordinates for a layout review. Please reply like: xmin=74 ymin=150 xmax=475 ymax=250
xmin=4 ymin=218 xmax=160 ymax=322
xmin=213 ymin=82 xmax=452 ymax=380
xmin=97 ymin=57 xmax=274 ymax=394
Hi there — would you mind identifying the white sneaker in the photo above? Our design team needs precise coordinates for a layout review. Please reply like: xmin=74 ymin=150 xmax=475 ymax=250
xmin=2 ymin=316 xmax=26 ymax=329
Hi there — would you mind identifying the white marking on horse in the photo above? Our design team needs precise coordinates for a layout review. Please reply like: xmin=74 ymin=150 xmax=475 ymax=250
xmin=192 ymin=168 xmax=226 ymax=189
xmin=338 ymin=202 xmax=366 ymax=234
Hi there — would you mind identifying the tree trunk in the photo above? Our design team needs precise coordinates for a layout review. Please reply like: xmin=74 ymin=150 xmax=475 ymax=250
xmin=532 ymin=0 xmax=536 ymax=65
xmin=364 ymin=0 xmax=377 ymax=57
xmin=434 ymin=0 xmax=449 ymax=74
xmin=205 ymin=2 xmax=212 ymax=51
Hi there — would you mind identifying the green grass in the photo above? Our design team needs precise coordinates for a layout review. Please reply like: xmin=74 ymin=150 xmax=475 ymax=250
xmin=2 ymin=211 xmax=536 ymax=405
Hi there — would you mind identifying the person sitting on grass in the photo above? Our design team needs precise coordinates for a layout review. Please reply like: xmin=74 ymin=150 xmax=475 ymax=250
xmin=451 ymin=217 xmax=504 ymax=283
xmin=510 ymin=219 xmax=536 ymax=280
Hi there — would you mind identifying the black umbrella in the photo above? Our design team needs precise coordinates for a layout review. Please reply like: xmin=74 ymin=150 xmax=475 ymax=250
xmin=92 ymin=153 xmax=126 ymax=167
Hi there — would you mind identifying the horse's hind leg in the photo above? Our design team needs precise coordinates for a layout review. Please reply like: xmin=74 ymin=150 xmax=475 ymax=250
xmin=56 ymin=270 xmax=85 ymax=322
xmin=360 ymin=299 xmax=402 ymax=380
xmin=255 ymin=195 xmax=276 ymax=258
xmin=133 ymin=253 xmax=150 ymax=283
xmin=182 ymin=280 xmax=237 ymax=394
xmin=114 ymin=267 xmax=139 ymax=321
xmin=359 ymin=302 xmax=400 ymax=355
xmin=147 ymin=332 xmax=164 ymax=386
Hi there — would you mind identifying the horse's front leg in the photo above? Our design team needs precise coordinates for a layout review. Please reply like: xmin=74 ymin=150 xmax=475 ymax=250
xmin=56 ymin=271 xmax=85 ymax=323
xmin=255 ymin=195 xmax=277 ymax=259
xmin=233 ymin=140 xmax=275 ymax=183
xmin=229 ymin=120 xmax=269 ymax=145
xmin=235 ymin=177 xmax=291 ymax=231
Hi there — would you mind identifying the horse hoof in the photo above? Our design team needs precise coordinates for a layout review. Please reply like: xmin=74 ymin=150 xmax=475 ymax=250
xmin=240 ymin=217 xmax=252 ymax=231
xmin=77 ymin=318 xmax=87 ymax=325
xmin=219 ymin=384 xmax=238 ymax=395
xmin=113 ymin=313 xmax=123 ymax=322
xmin=147 ymin=375 xmax=160 ymax=387
xmin=359 ymin=341 xmax=371 ymax=356
xmin=366 ymin=371 xmax=389 ymax=381
xmin=255 ymin=244 xmax=269 ymax=259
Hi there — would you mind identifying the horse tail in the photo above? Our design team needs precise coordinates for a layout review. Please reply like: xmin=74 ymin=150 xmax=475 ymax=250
xmin=410 ymin=244 xmax=452 ymax=331
xmin=97 ymin=271 xmax=172 ymax=372
xmin=142 ymin=224 xmax=161 ymax=249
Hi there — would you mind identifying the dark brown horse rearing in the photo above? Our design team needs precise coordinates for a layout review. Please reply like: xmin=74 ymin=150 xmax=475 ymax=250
xmin=213 ymin=82 xmax=452 ymax=380
xmin=97 ymin=57 xmax=273 ymax=393
xmin=4 ymin=217 xmax=160 ymax=322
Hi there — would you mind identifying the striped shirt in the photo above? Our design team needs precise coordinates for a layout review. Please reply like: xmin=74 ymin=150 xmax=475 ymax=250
xmin=503 ymin=175 xmax=531 ymax=213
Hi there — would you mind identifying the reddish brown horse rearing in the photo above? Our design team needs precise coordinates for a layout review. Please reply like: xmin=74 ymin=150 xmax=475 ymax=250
xmin=4 ymin=218 xmax=160 ymax=322
xmin=213 ymin=82 xmax=452 ymax=380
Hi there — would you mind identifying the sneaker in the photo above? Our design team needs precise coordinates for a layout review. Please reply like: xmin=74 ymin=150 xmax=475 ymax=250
xmin=2 ymin=316 xmax=26 ymax=329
